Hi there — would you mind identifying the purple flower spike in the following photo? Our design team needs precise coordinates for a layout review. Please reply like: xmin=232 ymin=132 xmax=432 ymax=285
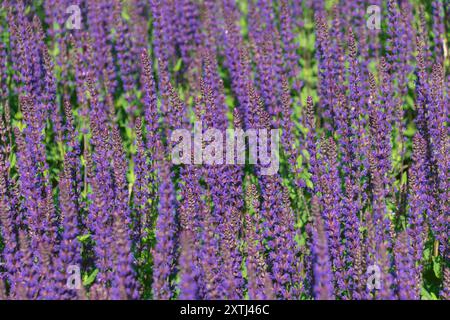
xmin=310 ymin=196 xmax=335 ymax=300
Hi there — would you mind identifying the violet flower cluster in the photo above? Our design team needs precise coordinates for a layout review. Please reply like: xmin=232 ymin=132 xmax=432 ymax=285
xmin=0 ymin=0 xmax=448 ymax=300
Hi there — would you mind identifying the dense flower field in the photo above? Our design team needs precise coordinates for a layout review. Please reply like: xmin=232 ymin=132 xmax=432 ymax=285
xmin=0 ymin=0 xmax=448 ymax=300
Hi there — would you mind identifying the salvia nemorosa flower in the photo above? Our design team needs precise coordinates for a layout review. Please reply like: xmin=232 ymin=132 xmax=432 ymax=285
xmin=152 ymin=154 xmax=178 ymax=300
xmin=342 ymin=179 xmax=364 ymax=299
xmin=199 ymin=191 xmax=227 ymax=300
xmin=368 ymin=150 xmax=394 ymax=253
xmin=54 ymin=160 xmax=81 ymax=300
xmin=220 ymin=208 xmax=244 ymax=299
xmin=132 ymin=118 xmax=151 ymax=247
xmin=63 ymin=100 xmax=83 ymax=214
xmin=86 ymin=0 xmax=113 ymax=86
xmin=150 ymin=0 xmax=177 ymax=63
xmin=364 ymin=210 xmax=395 ymax=300
xmin=279 ymin=0 xmax=301 ymax=92
xmin=406 ymin=134 xmax=429 ymax=298
xmin=113 ymin=0 xmax=137 ymax=114
xmin=368 ymin=72 xmax=392 ymax=190
xmin=0 ymin=142 xmax=19 ymax=294
xmin=0 ymin=19 xmax=8 ymax=101
xmin=329 ymin=5 xmax=346 ymax=107
xmin=314 ymin=13 xmax=333 ymax=125
xmin=346 ymin=28 xmax=369 ymax=197
xmin=304 ymin=96 xmax=319 ymax=191
xmin=431 ymin=0 xmax=445 ymax=64
xmin=441 ymin=265 xmax=450 ymax=300
xmin=178 ymin=230 xmax=199 ymax=300
xmin=317 ymin=137 xmax=346 ymax=297
xmin=425 ymin=64 xmax=448 ymax=256
xmin=174 ymin=0 xmax=201 ymax=69
xmin=244 ymin=183 xmax=274 ymax=300
xmin=280 ymin=76 xmax=304 ymax=189
xmin=386 ymin=0 xmax=412 ymax=99
xmin=394 ymin=231 xmax=416 ymax=300
xmin=311 ymin=195 xmax=334 ymax=300
xmin=0 ymin=0 xmax=447 ymax=301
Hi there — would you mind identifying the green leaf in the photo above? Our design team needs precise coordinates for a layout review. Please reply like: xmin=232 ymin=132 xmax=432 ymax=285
xmin=52 ymin=22 xmax=61 ymax=32
xmin=51 ymin=43 xmax=60 ymax=57
xmin=9 ymin=152 xmax=16 ymax=168
xmin=121 ymin=10 xmax=130 ymax=21
xmin=433 ymin=257 xmax=442 ymax=279
xmin=173 ymin=58 xmax=183 ymax=72
xmin=135 ymin=90 xmax=142 ymax=100
xmin=423 ymin=247 xmax=431 ymax=261
xmin=225 ymin=95 xmax=234 ymax=108
xmin=125 ymin=126 xmax=133 ymax=139
xmin=83 ymin=269 xmax=99 ymax=286
xmin=296 ymin=154 xmax=303 ymax=168
xmin=305 ymin=179 xmax=314 ymax=190
xmin=404 ymin=122 xmax=416 ymax=137
xmin=401 ymin=171 xmax=408 ymax=186
xmin=127 ymin=169 xmax=136 ymax=185
xmin=302 ymin=149 xmax=310 ymax=161
xmin=77 ymin=233 xmax=91 ymax=243
xmin=15 ymin=121 xmax=26 ymax=132
xmin=14 ymin=111 xmax=23 ymax=120
xmin=421 ymin=287 xmax=433 ymax=300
